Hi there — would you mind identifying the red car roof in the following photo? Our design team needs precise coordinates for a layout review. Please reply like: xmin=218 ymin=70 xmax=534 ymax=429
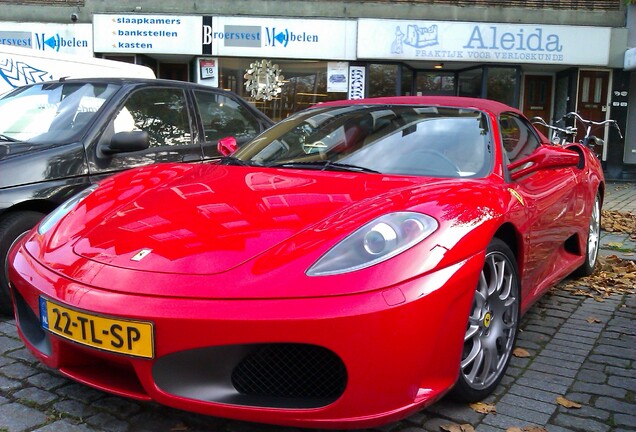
xmin=314 ymin=96 xmax=522 ymax=117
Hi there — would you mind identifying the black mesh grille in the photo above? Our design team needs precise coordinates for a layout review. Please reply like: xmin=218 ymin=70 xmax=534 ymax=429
xmin=231 ymin=344 xmax=347 ymax=400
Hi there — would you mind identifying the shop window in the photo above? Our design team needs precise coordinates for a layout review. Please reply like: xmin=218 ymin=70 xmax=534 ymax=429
xmin=217 ymin=58 xmax=347 ymax=121
xmin=554 ymin=74 xmax=571 ymax=121
xmin=401 ymin=67 xmax=414 ymax=96
xmin=486 ymin=68 xmax=517 ymax=106
xmin=368 ymin=64 xmax=398 ymax=97
xmin=159 ymin=63 xmax=188 ymax=81
xmin=416 ymin=72 xmax=455 ymax=96
xmin=458 ymin=68 xmax=483 ymax=98
xmin=286 ymin=73 xmax=320 ymax=110
xmin=458 ymin=67 xmax=518 ymax=106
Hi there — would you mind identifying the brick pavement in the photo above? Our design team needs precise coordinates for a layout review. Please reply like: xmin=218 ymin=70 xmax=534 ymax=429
xmin=0 ymin=183 xmax=634 ymax=432
xmin=603 ymin=182 xmax=636 ymax=213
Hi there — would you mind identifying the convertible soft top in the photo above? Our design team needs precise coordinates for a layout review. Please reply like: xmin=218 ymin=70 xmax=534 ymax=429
xmin=315 ymin=95 xmax=522 ymax=117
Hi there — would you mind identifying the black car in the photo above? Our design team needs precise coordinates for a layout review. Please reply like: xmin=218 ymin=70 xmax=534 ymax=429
xmin=0 ymin=77 xmax=273 ymax=314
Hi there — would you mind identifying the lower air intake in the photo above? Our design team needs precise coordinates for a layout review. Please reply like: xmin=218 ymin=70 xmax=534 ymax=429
xmin=231 ymin=343 xmax=347 ymax=400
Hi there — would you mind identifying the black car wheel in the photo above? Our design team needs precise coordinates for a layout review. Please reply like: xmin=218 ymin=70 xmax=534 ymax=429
xmin=0 ymin=211 xmax=44 ymax=315
xmin=451 ymin=238 xmax=520 ymax=402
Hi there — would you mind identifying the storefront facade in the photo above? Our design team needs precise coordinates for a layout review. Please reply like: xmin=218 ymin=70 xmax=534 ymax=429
xmin=0 ymin=0 xmax=633 ymax=178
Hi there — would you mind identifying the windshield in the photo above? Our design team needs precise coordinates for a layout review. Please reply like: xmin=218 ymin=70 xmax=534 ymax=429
xmin=0 ymin=82 xmax=120 ymax=143
xmin=232 ymin=104 xmax=492 ymax=178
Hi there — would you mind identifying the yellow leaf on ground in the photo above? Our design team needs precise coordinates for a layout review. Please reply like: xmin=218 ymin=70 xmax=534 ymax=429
xmin=556 ymin=396 xmax=582 ymax=409
xmin=513 ymin=347 xmax=531 ymax=358
xmin=606 ymin=242 xmax=624 ymax=248
xmin=469 ymin=401 xmax=497 ymax=414
xmin=586 ymin=316 xmax=602 ymax=324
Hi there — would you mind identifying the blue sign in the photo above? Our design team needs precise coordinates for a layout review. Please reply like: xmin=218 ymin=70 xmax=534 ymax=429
xmin=264 ymin=27 xmax=318 ymax=48
xmin=34 ymin=33 xmax=89 ymax=51
xmin=0 ymin=31 xmax=32 ymax=48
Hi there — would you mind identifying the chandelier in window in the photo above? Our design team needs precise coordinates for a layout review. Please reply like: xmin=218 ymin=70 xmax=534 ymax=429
xmin=244 ymin=59 xmax=284 ymax=101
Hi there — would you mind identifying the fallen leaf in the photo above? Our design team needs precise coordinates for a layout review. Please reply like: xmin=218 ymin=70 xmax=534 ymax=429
xmin=469 ymin=401 xmax=497 ymax=414
xmin=170 ymin=424 xmax=189 ymax=432
xmin=559 ymin=255 xmax=636 ymax=297
xmin=513 ymin=347 xmax=531 ymax=358
xmin=440 ymin=424 xmax=475 ymax=432
xmin=556 ymin=396 xmax=582 ymax=409
xmin=601 ymin=210 xmax=636 ymax=240
xmin=606 ymin=242 xmax=625 ymax=248
xmin=586 ymin=316 xmax=602 ymax=324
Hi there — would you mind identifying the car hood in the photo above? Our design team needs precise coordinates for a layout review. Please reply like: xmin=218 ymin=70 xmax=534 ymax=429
xmin=0 ymin=140 xmax=87 ymax=188
xmin=30 ymin=162 xmax=503 ymax=298
xmin=0 ymin=140 xmax=30 ymax=158
xmin=65 ymin=163 xmax=437 ymax=275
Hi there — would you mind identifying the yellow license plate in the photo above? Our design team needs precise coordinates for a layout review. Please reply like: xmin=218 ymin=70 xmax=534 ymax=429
xmin=39 ymin=297 xmax=154 ymax=359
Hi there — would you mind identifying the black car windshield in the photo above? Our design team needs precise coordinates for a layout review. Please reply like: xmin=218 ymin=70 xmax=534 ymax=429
xmin=0 ymin=82 xmax=120 ymax=144
xmin=233 ymin=104 xmax=492 ymax=178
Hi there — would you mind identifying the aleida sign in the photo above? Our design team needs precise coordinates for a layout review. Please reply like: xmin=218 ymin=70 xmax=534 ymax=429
xmin=358 ymin=19 xmax=610 ymax=66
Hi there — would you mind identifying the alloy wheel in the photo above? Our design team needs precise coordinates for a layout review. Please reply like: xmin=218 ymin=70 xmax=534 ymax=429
xmin=460 ymin=248 xmax=519 ymax=391
xmin=587 ymin=195 xmax=601 ymax=267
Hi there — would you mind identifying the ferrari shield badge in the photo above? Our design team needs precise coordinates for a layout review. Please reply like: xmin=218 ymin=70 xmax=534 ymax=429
xmin=508 ymin=188 xmax=525 ymax=206
xmin=131 ymin=248 xmax=152 ymax=261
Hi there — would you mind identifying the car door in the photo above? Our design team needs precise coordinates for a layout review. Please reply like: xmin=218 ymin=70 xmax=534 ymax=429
xmin=502 ymin=113 xmax=578 ymax=298
xmin=87 ymin=85 xmax=202 ymax=180
xmin=192 ymin=88 xmax=270 ymax=159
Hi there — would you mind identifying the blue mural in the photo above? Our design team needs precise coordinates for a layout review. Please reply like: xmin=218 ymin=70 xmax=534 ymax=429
xmin=0 ymin=57 xmax=51 ymax=89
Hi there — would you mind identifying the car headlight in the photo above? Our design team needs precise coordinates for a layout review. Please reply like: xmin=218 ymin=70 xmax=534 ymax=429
xmin=38 ymin=185 xmax=98 ymax=235
xmin=307 ymin=212 xmax=438 ymax=276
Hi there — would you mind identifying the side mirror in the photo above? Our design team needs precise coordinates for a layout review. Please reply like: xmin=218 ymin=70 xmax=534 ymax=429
xmin=102 ymin=131 xmax=149 ymax=155
xmin=508 ymin=145 xmax=581 ymax=181
xmin=217 ymin=136 xmax=237 ymax=156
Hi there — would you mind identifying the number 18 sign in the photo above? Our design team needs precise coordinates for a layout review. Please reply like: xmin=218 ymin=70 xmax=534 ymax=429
xmin=198 ymin=57 xmax=219 ymax=87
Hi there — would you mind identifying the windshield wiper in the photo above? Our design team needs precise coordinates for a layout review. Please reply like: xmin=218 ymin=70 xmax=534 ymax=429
xmin=270 ymin=160 xmax=380 ymax=174
xmin=217 ymin=156 xmax=250 ymax=166
xmin=0 ymin=134 xmax=19 ymax=142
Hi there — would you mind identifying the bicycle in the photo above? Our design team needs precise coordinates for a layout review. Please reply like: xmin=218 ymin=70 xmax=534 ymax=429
xmin=532 ymin=112 xmax=623 ymax=159
xmin=560 ymin=112 xmax=623 ymax=158
xmin=530 ymin=116 xmax=577 ymax=146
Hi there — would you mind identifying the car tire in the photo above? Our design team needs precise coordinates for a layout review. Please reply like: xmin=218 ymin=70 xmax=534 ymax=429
xmin=1 ymin=211 xmax=45 ymax=316
xmin=450 ymin=238 xmax=520 ymax=402
xmin=572 ymin=191 xmax=601 ymax=278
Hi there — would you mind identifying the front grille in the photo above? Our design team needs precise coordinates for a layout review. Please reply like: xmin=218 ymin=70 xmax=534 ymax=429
xmin=231 ymin=343 xmax=347 ymax=400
